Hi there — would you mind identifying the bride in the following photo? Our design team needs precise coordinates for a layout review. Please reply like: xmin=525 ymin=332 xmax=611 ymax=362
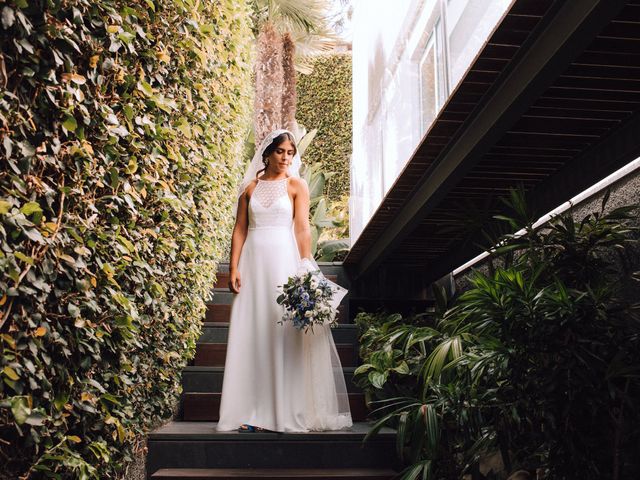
xmin=216 ymin=129 xmax=353 ymax=433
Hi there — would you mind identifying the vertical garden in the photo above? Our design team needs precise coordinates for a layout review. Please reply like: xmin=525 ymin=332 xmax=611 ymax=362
xmin=0 ymin=0 xmax=253 ymax=477
xmin=297 ymin=53 xmax=352 ymax=203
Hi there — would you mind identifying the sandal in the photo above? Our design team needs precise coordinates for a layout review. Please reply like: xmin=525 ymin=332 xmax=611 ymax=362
xmin=238 ymin=424 xmax=266 ymax=433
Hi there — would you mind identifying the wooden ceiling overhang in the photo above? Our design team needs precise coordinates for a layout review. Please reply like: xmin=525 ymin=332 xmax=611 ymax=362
xmin=345 ymin=0 xmax=640 ymax=281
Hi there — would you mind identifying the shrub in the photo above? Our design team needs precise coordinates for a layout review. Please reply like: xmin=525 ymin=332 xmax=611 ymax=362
xmin=357 ymin=191 xmax=640 ymax=480
xmin=297 ymin=53 xmax=352 ymax=201
xmin=0 ymin=0 xmax=253 ymax=477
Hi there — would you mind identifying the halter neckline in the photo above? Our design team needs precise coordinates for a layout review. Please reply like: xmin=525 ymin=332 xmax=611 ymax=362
xmin=257 ymin=176 xmax=289 ymax=183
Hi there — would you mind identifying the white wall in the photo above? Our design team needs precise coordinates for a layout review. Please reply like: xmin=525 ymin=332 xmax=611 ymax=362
xmin=350 ymin=0 xmax=513 ymax=244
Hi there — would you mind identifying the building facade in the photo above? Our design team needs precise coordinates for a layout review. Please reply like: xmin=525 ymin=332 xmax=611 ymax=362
xmin=350 ymin=0 xmax=512 ymax=242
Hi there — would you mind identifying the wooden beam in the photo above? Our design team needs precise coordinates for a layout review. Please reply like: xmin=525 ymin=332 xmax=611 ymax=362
xmin=349 ymin=0 xmax=626 ymax=279
xmin=425 ymin=110 xmax=640 ymax=282
xmin=526 ymin=110 xmax=640 ymax=217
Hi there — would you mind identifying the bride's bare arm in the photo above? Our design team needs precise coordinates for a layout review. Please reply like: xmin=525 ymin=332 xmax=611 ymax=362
xmin=228 ymin=184 xmax=253 ymax=293
xmin=291 ymin=178 xmax=312 ymax=260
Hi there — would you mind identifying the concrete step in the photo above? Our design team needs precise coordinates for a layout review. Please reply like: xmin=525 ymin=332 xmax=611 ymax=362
xmin=180 ymin=393 xmax=369 ymax=422
xmin=205 ymin=303 xmax=349 ymax=325
xmin=193 ymin=343 xmax=358 ymax=367
xmin=181 ymin=366 xmax=361 ymax=394
xmin=146 ymin=422 xmax=397 ymax=475
xmin=198 ymin=323 xmax=358 ymax=344
xmin=150 ymin=467 xmax=398 ymax=479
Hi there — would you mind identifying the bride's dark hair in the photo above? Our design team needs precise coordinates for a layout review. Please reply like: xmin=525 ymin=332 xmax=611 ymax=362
xmin=257 ymin=132 xmax=297 ymax=178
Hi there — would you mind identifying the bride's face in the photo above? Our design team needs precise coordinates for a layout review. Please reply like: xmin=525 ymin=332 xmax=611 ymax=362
xmin=267 ymin=139 xmax=295 ymax=175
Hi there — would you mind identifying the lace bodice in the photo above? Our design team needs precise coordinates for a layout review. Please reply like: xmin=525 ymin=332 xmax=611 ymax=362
xmin=248 ymin=178 xmax=293 ymax=229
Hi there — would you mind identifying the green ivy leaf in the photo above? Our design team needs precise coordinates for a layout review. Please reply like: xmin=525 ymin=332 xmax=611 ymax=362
xmin=0 ymin=200 xmax=12 ymax=214
xmin=138 ymin=80 xmax=153 ymax=96
xmin=10 ymin=396 xmax=31 ymax=424
xmin=1 ymin=7 xmax=15 ymax=29
xmin=14 ymin=251 xmax=34 ymax=265
xmin=20 ymin=201 xmax=42 ymax=215
xmin=68 ymin=303 xmax=81 ymax=318
xmin=3 ymin=366 xmax=20 ymax=381
xmin=63 ymin=116 xmax=78 ymax=132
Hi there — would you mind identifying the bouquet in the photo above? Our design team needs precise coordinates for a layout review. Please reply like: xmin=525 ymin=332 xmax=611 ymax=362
xmin=276 ymin=268 xmax=340 ymax=333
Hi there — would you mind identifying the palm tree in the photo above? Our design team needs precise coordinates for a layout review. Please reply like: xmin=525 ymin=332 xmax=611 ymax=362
xmin=251 ymin=0 xmax=336 ymax=143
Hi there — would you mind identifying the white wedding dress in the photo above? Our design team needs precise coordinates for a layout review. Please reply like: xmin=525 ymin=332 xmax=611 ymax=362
xmin=216 ymin=177 xmax=353 ymax=432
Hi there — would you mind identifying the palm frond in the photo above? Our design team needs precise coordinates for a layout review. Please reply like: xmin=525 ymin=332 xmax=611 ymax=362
xmin=265 ymin=0 xmax=330 ymax=33
xmin=253 ymin=0 xmax=338 ymax=74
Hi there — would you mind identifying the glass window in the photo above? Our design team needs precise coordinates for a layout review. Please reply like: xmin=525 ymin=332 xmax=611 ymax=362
xmin=418 ymin=19 xmax=446 ymax=134
xmin=419 ymin=33 xmax=438 ymax=132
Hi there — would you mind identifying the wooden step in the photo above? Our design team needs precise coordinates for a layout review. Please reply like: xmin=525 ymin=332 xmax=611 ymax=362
xmin=205 ymin=304 xmax=349 ymax=324
xmin=215 ymin=272 xmax=339 ymax=290
xmin=146 ymin=421 xmax=397 ymax=474
xmin=198 ymin=323 xmax=358 ymax=344
xmin=181 ymin=366 xmax=361 ymax=393
xmin=193 ymin=343 xmax=357 ymax=367
xmin=181 ymin=393 xmax=369 ymax=422
xmin=151 ymin=467 xmax=398 ymax=479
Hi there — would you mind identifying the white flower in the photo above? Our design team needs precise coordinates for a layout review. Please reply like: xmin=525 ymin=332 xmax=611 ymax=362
xmin=310 ymin=278 xmax=319 ymax=289
xmin=314 ymin=288 xmax=322 ymax=296
xmin=304 ymin=310 xmax=313 ymax=318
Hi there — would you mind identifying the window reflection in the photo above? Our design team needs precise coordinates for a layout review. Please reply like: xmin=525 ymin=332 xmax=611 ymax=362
xmin=351 ymin=0 xmax=513 ymax=243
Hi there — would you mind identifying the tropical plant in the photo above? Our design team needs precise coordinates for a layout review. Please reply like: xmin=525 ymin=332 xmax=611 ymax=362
xmin=318 ymin=195 xmax=350 ymax=261
xmin=251 ymin=0 xmax=337 ymax=144
xmin=251 ymin=0 xmax=338 ymax=71
xmin=297 ymin=129 xmax=349 ymax=260
xmin=357 ymin=189 xmax=640 ymax=480
xmin=301 ymin=160 xmax=348 ymax=260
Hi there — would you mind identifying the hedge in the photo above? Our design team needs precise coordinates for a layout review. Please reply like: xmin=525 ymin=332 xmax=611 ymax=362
xmin=0 ymin=0 xmax=253 ymax=478
xmin=297 ymin=53 xmax=352 ymax=201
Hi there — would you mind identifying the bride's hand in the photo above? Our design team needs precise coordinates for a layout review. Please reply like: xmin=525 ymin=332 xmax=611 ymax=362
xmin=228 ymin=269 xmax=241 ymax=294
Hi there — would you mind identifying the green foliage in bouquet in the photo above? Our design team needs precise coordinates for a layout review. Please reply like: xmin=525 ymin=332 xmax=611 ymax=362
xmin=0 ymin=0 xmax=253 ymax=477
xmin=356 ymin=189 xmax=640 ymax=480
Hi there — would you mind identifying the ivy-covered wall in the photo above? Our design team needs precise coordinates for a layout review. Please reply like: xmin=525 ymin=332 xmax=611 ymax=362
xmin=297 ymin=53 xmax=352 ymax=201
xmin=0 ymin=0 xmax=253 ymax=478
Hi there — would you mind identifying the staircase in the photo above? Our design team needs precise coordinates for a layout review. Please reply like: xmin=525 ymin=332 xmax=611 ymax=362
xmin=146 ymin=263 xmax=398 ymax=479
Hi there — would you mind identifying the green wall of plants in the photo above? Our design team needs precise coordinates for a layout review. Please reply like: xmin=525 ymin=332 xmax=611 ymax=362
xmin=0 ymin=0 xmax=253 ymax=477
xmin=297 ymin=53 xmax=352 ymax=201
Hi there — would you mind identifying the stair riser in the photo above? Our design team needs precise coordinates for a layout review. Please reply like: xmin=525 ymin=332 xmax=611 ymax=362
xmin=181 ymin=394 xmax=368 ymax=422
xmin=146 ymin=439 xmax=396 ymax=473
xmin=205 ymin=305 xmax=349 ymax=325
xmin=198 ymin=326 xmax=358 ymax=344
xmin=205 ymin=305 xmax=231 ymax=324
xmin=194 ymin=344 xmax=357 ymax=367
xmin=182 ymin=371 xmax=361 ymax=394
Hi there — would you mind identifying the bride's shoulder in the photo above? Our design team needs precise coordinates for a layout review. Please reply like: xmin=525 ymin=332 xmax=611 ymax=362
xmin=288 ymin=177 xmax=309 ymax=192
xmin=243 ymin=179 xmax=259 ymax=195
